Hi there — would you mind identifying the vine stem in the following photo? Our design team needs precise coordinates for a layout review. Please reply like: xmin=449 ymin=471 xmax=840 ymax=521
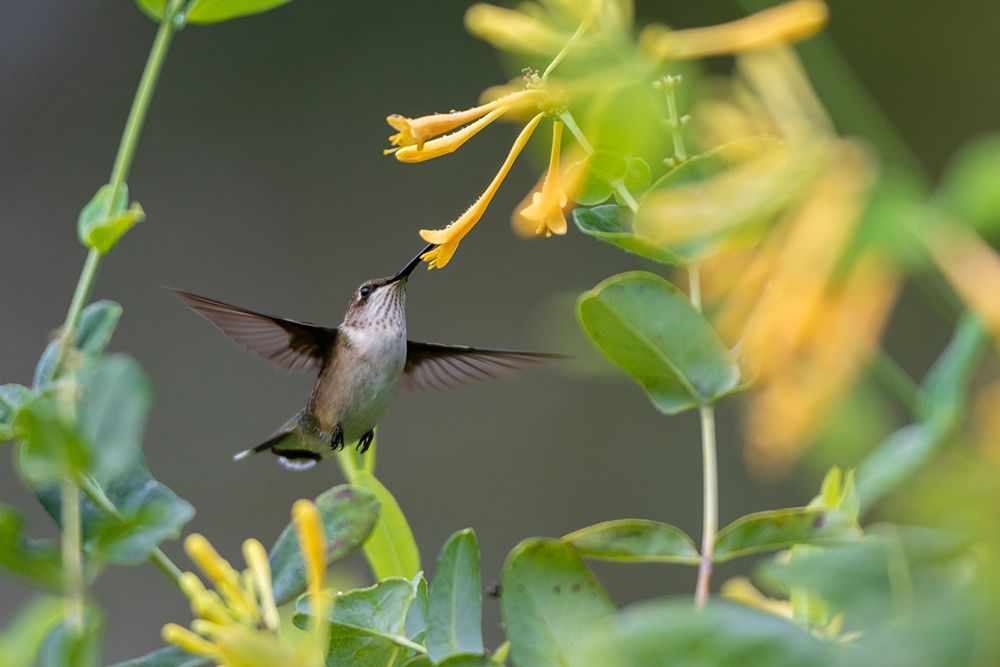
xmin=689 ymin=266 xmax=718 ymax=610
xmin=51 ymin=0 xmax=185 ymax=628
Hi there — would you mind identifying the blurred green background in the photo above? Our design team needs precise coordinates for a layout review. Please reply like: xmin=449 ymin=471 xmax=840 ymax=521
xmin=2 ymin=1 xmax=998 ymax=661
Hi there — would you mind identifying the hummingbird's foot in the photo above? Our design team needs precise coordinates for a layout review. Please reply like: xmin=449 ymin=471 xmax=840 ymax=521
xmin=330 ymin=424 xmax=345 ymax=451
xmin=357 ymin=429 xmax=375 ymax=454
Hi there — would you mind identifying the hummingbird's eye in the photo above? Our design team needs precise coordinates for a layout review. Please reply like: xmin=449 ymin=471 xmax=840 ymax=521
xmin=359 ymin=285 xmax=373 ymax=298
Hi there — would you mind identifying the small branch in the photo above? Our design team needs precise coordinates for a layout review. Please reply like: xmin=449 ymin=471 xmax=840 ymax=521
xmin=61 ymin=481 xmax=85 ymax=632
xmin=868 ymin=348 xmax=924 ymax=417
xmin=689 ymin=266 xmax=718 ymax=610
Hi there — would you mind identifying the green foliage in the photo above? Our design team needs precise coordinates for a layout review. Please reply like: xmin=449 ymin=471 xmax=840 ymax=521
xmin=427 ymin=529 xmax=484 ymax=662
xmin=350 ymin=469 xmax=422 ymax=581
xmin=269 ymin=484 xmax=380 ymax=606
xmin=562 ymin=519 xmax=699 ymax=564
xmin=582 ymin=599 xmax=829 ymax=667
xmin=33 ymin=300 xmax=122 ymax=388
xmin=500 ymin=539 xmax=615 ymax=667
xmin=573 ymin=205 xmax=685 ymax=265
xmin=940 ymin=133 xmax=1000 ymax=237
xmin=78 ymin=184 xmax=144 ymax=255
xmin=294 ymin=576 xmax=424 ymax=666
xmin=109 ymin=646 xmax=210 ymax=667
xmin=570 ymin=151 xmax=650 ymax=206
xmin=15 ymin=396 xmax=91 ymax=485
xmin=577 ymin=271 xmax=741 ymax=414
xmin=0 ymin=598 xmax=66 ymax=667
xmin=857 ymin=314 xmax=987 ymax=511
xmin=713 ymin=508 xmax=857 ymax=563
xmin=0 ymin=507 xmax=62 ymax=589
xmin=36 ymin=608 xmax=103 ymax=667
xmin=135 ymin=0 xmax=295 ymax=24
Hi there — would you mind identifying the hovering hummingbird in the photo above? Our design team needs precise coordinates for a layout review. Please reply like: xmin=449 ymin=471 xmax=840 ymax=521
xmin=174 ymin=244 xmax=560 ymax=469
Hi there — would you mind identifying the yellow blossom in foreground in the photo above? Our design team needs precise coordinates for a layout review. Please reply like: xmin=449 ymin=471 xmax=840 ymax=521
xmin=465 ymin=3 xmax=569 ymax=56
xmin=516 ymin=121 xmax=569 ymax=237
xmin=163 ymin=500 xmax=329 ymax=667
xmin=385 ymin=89 xmax=544 ymax=152
xmin=420 ymin=113 xmax=544 ymax=268
xmin=640 ymin=0 xmax=828 ymax=62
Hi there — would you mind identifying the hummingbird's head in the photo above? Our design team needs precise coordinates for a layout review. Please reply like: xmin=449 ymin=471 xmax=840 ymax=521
xmin=342 ymin=243 xmax=431 ymax=329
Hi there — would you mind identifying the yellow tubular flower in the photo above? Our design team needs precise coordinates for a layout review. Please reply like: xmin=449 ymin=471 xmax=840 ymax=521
xmin=517 ymin=121 xmax=568 ymax=237
xmin=394 ymin=106 xmax=510 ymax=163
xmin=464 ymin=4 xmax=569 ymax=55
xmin=420 ymin=113 xmax=545 ymax=268
xmin=163 ymin=500 xmax=330 ymax=667
xmin=386 ymin=89 xmax=544 ymax=150
xmin=640 ymin=0 xmax=828 ymax=61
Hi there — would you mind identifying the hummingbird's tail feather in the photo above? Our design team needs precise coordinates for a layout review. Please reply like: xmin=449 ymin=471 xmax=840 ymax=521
xmin=233 ymin=410 xmax=325 ymax=470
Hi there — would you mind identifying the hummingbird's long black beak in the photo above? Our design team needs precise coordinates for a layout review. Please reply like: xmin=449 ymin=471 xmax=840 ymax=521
xmin=389 ymin=243 xmax=435 ymax=283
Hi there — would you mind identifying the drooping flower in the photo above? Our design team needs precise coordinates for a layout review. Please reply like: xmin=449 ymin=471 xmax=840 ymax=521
xmin=419 ymin=113 xmax=545 ymax=268
xmin=385 ymin=89 xmax=545 ymax=155
xmin=162 ymin=500 xmax=329 ymax=667
xmin=516 ymin=120 xmax=569 ymax=237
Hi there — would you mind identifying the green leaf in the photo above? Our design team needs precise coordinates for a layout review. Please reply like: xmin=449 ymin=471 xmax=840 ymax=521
xmin=37 ymin=607 xmax=103 ymax=667
xmin=0 ymin=384 xmax=32 ymax=431
xmin=405 ymin=574 xmax=429 ymax=643
xmin=577 ymin=271 xmax=741 ymax=414
xmin=500 ymin=539 xmax=615 ymax=667
xmin=940 ymin=133 xmax=1000 ymax=237
xmin=185 ymin=0 xmax=295 ymax=23
xmin=428 ymin=529 xmax=484 ymax=662
xmin=78 ymin=184 xmax=144 ymax=254
xmin=33 ymin=456 xmax=194 ymax=568
xmin=15 ymin=395 xmax=90 ymax=485
xmin=573 ymin=205 xmax=685 ymax=265
xmin=0 ymin=598 xmax=65 ymax=667
xmin=75 ymin=355 xmax=152 ymax=484
xmin=269 ymin=484 xmax=380 ymax=606
xmin=0 ymin=506 xmax=62 ymax=589
xmin=571 ymin=150 xmax=626 ymax=206
xmin=294 ymin=578 xmax=420 ymax=667
xmin=351 ymin=470 xmax=421 ymax=581
xmin=33 ymin=300 xmax=122 ymax=388
xmin=581 ymin=599 xmax=830 ymax=667
xmin=562 ymin=519 xmax=699 ymax=564
xmin=918 ymin=313 xmax=987 ymax=428
xmin=713 ymin=508 xmax=859 ymax=563
xmin=109 ymin=646 xmax=211 ymax=667
xmin=570 ymin=151 xmax=651 ymax=207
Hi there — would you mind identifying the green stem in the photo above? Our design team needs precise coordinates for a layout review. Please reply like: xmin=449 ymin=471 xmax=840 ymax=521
xmin=53 ymin=0 xmax=183 ymax=377
xmin=558 ymin=109 xmax=640 ymax=213
xmin=689 ymin=266 xmax=718 ymax=610
xmin=868 ymin=348 xmax=924 ymax=416
xmin=61 ymin=481 xmax=85 ymax=631
xmin=77 ymin=475 xmax=184 ymax=589
xmin=659 ymin=75 xmax=688 ymax=163
xmin=542 ymin=0 xmax=602 ymax=80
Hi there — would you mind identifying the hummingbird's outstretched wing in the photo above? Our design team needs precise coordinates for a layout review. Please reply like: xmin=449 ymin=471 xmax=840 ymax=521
xmin=401 ymin=341 xmax=564 ymax=391
xmin=173 ymin=289 xmax=337 ymax=373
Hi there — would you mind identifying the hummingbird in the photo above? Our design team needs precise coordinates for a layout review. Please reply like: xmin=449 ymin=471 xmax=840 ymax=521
xmin=173 ymin=244 xmax=560 ymax=469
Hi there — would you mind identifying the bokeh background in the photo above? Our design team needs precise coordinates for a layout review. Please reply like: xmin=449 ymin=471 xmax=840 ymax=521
xmin=2 ymin=1 xmax=999 ymax=661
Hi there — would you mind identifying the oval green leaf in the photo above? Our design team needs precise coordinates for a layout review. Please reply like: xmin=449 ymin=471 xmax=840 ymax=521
xmin=186 ymin=0 xmax=294 ymax=23
xmin=428 ymin=529 xmax=484 ymax=662
xmin=577 ymin=271 xmax=740 ymax=414
xmin=500 ymin=539 xmax=615 ymax=667
xmin=713 ymin=507 xmax=859 ymax=563
xmin=269 ymin=484 xmax=380 ymax=606
xmin=33 ymin=300 xmax=123 ymax=388
xmin=351 ymin=470 xmax=421 ymax=581
xmin=573 ymin=205 xmax=685 ymax=265
xmin=78 ymin=184 xmax=143 ymax=254
xmin=563 ymin=519 xmax=699 ymax=564
xmin=0 ymin=506 xmax=62 ymax=589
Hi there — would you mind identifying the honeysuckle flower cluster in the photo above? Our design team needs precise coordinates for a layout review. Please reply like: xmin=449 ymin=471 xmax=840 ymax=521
xmin=162 ymin=500 xmax=329 ymax=667
xmin=384 ymin=0 xmax=830 ymax=270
